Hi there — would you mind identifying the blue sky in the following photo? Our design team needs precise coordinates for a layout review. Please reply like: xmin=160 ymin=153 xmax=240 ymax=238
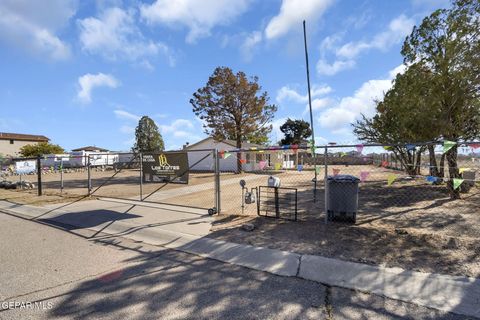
xmin=0 ymin=0 xmax=451 ymax=151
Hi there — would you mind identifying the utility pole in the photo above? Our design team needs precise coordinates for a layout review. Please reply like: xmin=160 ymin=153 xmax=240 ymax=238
xmin=303 ymin=20 xmax=317 ymax=202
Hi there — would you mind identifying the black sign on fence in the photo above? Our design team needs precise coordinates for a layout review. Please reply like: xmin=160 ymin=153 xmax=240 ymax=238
xmin=142 ymin=152 xmax=189 ymax=184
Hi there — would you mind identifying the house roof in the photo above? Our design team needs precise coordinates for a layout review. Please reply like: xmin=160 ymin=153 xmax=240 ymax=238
xmin=0 ymin=132 xmax=49 ymax=142
xmin=184 ymin=137 xmax=262 ymax=150
xmin=71 ymin=146 xmax=109 ymax=152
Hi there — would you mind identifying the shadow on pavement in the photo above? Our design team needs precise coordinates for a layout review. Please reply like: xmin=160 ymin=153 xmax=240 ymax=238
xmin=37 ymin=209 xmax=141 ymax=230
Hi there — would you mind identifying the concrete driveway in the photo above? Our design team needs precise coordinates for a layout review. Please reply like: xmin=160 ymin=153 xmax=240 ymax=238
xmin=0 ymin=197 xmax=214 ymax=239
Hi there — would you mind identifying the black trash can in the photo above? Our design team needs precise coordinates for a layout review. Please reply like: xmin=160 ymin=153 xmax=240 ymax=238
xmin=327 ymin=174 xmax=360 ymax=223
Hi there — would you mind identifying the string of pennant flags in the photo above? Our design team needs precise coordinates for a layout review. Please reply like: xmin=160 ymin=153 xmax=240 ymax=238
xmin=217 ymin=140 xmax=480 ymax=157
xmin=215 ymin=151 xmax=480 ymax=187
xmin=375 ymin=160 xmax=480 ymax=170
xmin=216 ymin=140 xmax=479 ymax=190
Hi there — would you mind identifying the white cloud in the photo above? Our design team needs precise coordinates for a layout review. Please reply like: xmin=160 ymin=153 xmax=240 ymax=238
xmin=317 ymin=15 xmax=414 ymax=76
xmin=316 ymin=59 xmax=355 ymax=76
xmin=336 ymin=15 xmax=415 ymax=60
xmin=78 ymin=7 xmax=175 ymax=66
xmin=240 ymin=31 xmax=262 ymax=61
xmin=389 ymin=64 xmax=407 ymax=79
xmin=269 ymin=117 xmax=288 ymax=144
xmin=317 ymin=66 xmax=401 ymax=129
xmin=77 ymin=73 xmax=119 ymax=104
xmin=0 ymin=0 xmax=75 ymax=60
xmin=140 ymin=0 xmax=251 ymax=43
xmin=309 ymin=97 xmax=334 ymax=111
xmin=114 ymin=110 xmax=140 ymax=122
xmin=277 ymin=87 xmax=308 ymax=104
xmin=159 ymin=119 xmax=194 ymax=134
xmin=265 ymin=0 xmax=334 ymax=40
xmin=277 ymin=84 xmax=332 ymax=104
xmin=318 ymin=106 xmax=358 ymax=129
xmin=173 ymin=130 xmax=190 ymax=138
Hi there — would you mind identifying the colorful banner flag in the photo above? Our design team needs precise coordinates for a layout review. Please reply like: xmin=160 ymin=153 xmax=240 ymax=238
xmin=250 ymin=147 xmax=257 ymax=151
xmin=274 ymin=163 xmax=282 ymax=170
xmin=297 ymin=164 xmax=303 ymax=172
xmin=360 ymin=171 xmax=369 ymax=182
xmin=383 ymin=146 xmax=392 ymax=151
xmin=459 ymin=167 xmax=469 ymax=174
xmin=356 ymin=144 xmax=364 ymax=154
xmin=259 ymin=161 xmax=267 ymax=170
xmin=382 ymin=161 xmax=389 ymax=167
xmin=333 ymin=168 xmax=340 ymax=176
xmin=387 ymin=174 xmax=397 ymax=186
xmin=426 ymin=176 xmax=438 ymax=183
xmin=218 ymin=150 xmax=225 ymax=158
xmin=406 ymin=144 xmax=416 ymax=151
xmin=443 ymin=140 xmax=456 ymax=154
xmin=340 ymin=152 xmax=347 ymax=157
xmin=470 ymin=143 xmax=480 ymax=150
xmin=223 ymin=152 xmax=231 ymax=159
xmin=239 ymin=159 xmax=247 ymax=164
xmin=282 ymin=145 xmax=290 ymax=150
xmin=453 ymin=178 xmax=464 ymax=190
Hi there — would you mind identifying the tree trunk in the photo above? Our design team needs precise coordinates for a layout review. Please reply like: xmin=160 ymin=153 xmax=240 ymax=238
xmin=396 ymin=149 xmax=417 ymax=176
xmin=236 ymin=137 xmax=242 ymax=174
xmin=439 ymin=153 xmax=446 ymax=178
xmin=414 ymin=149 xmax=422 ymax=175
xmin=428 ymin=144 xmax=440 ymax=177
xmin=446 ymin=145 xmax=460 ymax=199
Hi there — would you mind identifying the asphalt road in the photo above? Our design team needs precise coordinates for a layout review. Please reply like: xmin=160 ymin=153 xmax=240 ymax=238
xmin=0 ymin=212 xmax=469 ymax=320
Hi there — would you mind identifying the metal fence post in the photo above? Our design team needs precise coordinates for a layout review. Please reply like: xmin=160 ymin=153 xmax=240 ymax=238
xmin=324 ymin=146 xmax=328 ymax=223
xmin=36 ymin=155 xmax=42 ymax=196
xmin=139 ymin=153 xmax=143 ymax=201
xmin=87 ymin=155 xmax=92 ymax=196
xmin=214 ymin=149 xmax=221 ymax=214
xmin=60 ymin=158 xmax=64 ymax=193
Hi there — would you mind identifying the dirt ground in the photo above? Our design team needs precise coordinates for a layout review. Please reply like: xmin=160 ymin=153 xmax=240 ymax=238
xmin=2 ymin=164 xmax=479 ymax=278
xmin=209 ymin=214 xmax=480 ymax=278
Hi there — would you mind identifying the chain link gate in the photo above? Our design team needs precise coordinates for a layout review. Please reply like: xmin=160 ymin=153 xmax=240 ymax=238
xmin=217 ymin=146 xmax=324 ymax=220
xmin=84 ymin=149 xmax=219 ymax=214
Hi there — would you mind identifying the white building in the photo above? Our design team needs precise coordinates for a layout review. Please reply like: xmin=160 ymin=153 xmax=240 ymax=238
xmin=183 ymin=137 xmax=266 ymax=172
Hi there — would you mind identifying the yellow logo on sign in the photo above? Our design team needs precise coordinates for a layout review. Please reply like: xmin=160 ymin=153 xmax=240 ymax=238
xmin=158 ymin=154 xmax=170 ymax=166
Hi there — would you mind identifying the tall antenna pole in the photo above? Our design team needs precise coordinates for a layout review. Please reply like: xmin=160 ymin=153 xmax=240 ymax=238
xmin=303 ymin=20 xmax=317 ymax=201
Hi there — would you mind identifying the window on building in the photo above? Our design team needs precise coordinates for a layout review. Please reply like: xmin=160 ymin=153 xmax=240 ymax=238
xmin=9 ymin=139 xmax=14 ymax=144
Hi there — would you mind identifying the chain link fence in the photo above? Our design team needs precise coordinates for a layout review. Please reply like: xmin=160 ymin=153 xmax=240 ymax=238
xmin=218 ymin=146 xmax=321 ymax=220
xmin=1 ymin=142 xmax=479 ymax=229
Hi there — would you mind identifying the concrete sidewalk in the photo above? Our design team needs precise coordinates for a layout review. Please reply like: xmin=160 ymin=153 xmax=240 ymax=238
xmin=1 ymin=199 xmax=479 ymax=319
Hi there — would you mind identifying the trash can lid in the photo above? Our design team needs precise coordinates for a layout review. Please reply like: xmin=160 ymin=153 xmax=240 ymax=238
xmin=327 ymin=174 xmax=360 ymax=182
